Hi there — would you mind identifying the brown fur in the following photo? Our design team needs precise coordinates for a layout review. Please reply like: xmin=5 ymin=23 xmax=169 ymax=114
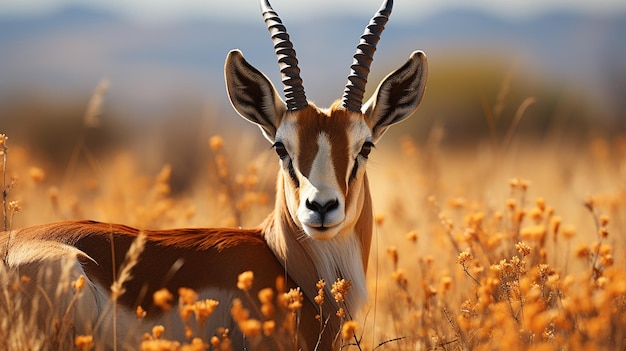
xmin=3 ymin=219 xmax=332 ymax=350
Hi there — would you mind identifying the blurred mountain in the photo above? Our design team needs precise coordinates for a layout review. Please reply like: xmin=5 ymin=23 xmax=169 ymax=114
xmin=0 ymin=5 xmax=624 ymax=128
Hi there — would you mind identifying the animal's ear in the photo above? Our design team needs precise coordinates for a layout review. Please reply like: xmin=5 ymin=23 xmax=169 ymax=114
xmin=225 ymin=49 xmax=287 ymax=142
xmin=362 ymin=51 xmax=428 ymax=142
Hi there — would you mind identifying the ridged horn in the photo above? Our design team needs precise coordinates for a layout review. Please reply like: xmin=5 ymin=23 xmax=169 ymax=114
xmin=260 ymin=0 xmax=308 ymax=111
xmin=341 ymin=0 xmax=393 ymax=112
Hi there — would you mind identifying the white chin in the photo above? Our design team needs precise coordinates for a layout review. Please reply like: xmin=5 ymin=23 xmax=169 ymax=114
xmin=302 ymin=225 xmax=340 ymax=240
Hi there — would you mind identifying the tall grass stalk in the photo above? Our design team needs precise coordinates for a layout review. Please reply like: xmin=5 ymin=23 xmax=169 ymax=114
xmin=108 ymin=230 xmax=147 ymax=350
xmin=501 ymin=97 xmax=536 ymax=151
xmin=2 ymin=134 xmax=8 ymax=232
xmin=63 ymin=78 xmax=109 ymax=191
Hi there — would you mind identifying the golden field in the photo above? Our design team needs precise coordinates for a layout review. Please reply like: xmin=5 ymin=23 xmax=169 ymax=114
xmin=1 ymin=90 xmax=625 ymax=350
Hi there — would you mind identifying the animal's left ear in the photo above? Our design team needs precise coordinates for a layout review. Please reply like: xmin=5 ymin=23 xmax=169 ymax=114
xmin=362 ymin=51 xmax=428 ymax=142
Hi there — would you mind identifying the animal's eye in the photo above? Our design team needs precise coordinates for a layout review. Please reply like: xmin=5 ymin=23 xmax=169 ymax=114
xmin=359 ymin=141 xmax=374 ymax=159
xmin=273 ymin=142 xmax=289 ymax=159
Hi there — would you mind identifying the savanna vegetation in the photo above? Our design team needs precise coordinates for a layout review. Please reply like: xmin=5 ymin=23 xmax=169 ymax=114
xmin=1 ymin=60 xmax=625 ymax=350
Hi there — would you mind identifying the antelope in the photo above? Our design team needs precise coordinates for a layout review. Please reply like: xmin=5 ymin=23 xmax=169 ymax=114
xmin=1 ymin=0 xmax=427 ymax=349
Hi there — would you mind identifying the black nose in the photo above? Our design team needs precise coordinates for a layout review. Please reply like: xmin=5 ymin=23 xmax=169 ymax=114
xmin=305 ymin=199 xmax=339 ymax=215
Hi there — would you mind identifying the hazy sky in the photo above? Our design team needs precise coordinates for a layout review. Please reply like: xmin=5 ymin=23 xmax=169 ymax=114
xmin=3 ymin=0 xmax=626 ymax=23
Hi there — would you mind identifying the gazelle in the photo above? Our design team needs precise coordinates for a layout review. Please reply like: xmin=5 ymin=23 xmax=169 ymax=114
xmin=1 ymin=0 xmax=427 ymax=349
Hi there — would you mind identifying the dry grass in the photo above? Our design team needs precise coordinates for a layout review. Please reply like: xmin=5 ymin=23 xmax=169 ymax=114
xmin=1 ymin=94 xmax=625 ymax=350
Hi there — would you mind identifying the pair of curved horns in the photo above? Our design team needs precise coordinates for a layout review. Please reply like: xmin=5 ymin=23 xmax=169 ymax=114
xmin=260 ymin=0 xmax=393 ymax=112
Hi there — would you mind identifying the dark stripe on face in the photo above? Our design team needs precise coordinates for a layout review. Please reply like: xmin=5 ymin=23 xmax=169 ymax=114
xmin=295 ymin=107 xmax=352 ymax=194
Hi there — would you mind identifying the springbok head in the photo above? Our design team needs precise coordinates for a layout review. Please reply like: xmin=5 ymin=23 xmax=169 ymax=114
xmin=225 ymin=0 xmax=427 ymax=241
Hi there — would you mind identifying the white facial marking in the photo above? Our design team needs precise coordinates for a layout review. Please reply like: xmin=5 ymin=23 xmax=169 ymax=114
xmin=297 ymin=133 xmax=345 ymax=239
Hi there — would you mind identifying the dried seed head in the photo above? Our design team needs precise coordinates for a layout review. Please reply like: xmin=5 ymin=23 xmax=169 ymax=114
xmin=448 ymin=197 xmax=466 ymax=209
xmin=8 ymin=200 xmax=21 ymax=213
xmin=83 ymin=78 xmax=109 ymax=128
xmin=457 ymin=251 xmax=473 ymax=265
xmin=331 ymin=279 xmax=351 ymax=303
xmin=440 ymin=276 xmax=453 ymax=293
xmin=520 ymin=225 xmax=546 ymax=242
xmin=195 ymin=299 xmax=219 ymax=325
xmin=209 ymin=135 xmax=224 ymax=151
xmin=210 ymin=336 xmax=220 ymax=348
xmin=152 ymin=325 xmax=165 ymax=339
xmin=520 ymin=179 xmax=530 ymax=190
xmin=258 ymin=288 xmax=274 ymax=305
xmin=506 ymin=198 xmax=517 ymax=211
xmin=179 ymin=304 xmax=195 ymax=322
xmin=575 ymin=244 xmax=590 ymax=259
xmin=375 ymin=214 xmax=385 ymax=226
xmin=314 ymin=280 xmax=325 ymax=306
xmin=178 ymin=287 xmax=198 ymax=306
xmin=237 ymin=271 xmax=254 ymax=291
xmin=515 ymin=242 xmax=532 ymax=257
xmin=551 ymin=216 xmax=562 ymax=235
xmin=563 ymin=225 xmax=576 ymax=239
xmin=231 ymin=298 xmax=249 ymax=323
xmin=391 ymin=269 xmax=408 ymax=289
xmin=283 ymin=287 xmax=303 ymax=312
xmin=136 ymin=305 xmax=147 ymax=319
xmin=600 ymin=214 xmax=609 ymax=227
xmin=184 ymin=327 xmax=194 ymax=340
xmin=261 ymin=303 xmax=275 ymax=319
xmin=386 ymin=247 xmax=398 ymax=267
xmin=599 ymin=227 xmax=609 ymax=239
xmin=29 ymin=167 xmax=45 ymax=183
xmin=535 ymin=197 xmax=546 ymax=211
xmin=341 ymin=320 xmax=359 ymax=340
xmin=153 ymin=288 xmax=173 ymax=311
xmin=529 ymin=207 xmax=543 ymax=223
xmin=263 ymin=320 xmax=275 ymax=336
xmin=74 ymin=335 xmax=94 ymax=349
xmin=71 ymin=275 xmax=85 ymax=293
xmin=239 ymin=319 xmax=262 ymax=337
xmin=600 ymin=254 xmax=614 ymax=267
xmin=336 ymin=307 xmax=345 ymax=318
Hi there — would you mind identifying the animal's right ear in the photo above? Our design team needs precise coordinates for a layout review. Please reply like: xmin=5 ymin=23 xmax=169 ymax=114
xmin=225 ymin=49 xmax=287 ymax=142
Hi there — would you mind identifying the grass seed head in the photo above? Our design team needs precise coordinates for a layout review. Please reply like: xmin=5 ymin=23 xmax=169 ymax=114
xmin=515 ymin=241 xmax=532 ymax=257
xmin=75 ymin=335 xmax=94 ymax=350
xmin=315 ymin=279 xmax=326 ymax=306
xmin=341 ymin=320 xmax=358 ymax=340
xmin=29 ymin=167 xmax=45 ymax=183
xmin=178 ymin=287 xmax=198 ymax=306
xmin=239 ymin=319 xmax=262 ymax=337
xmin=153 ymin=288 xmax=174 ymax=311
xmin=283 ymin=287 xmax=303 ymax=312
xmin=209 ymin=135 xmax=224 ymax=151
xmin=195 ymin=299 xmax=219 ymax=325
xmin=72 ymin=274 xmax=85 ymax=293
xmin=331 ymin=279 xmax=351 ymax=303
xmin=457 ymin=250 xmax=473 ymax=265
xmin=151 ymin=325 xmax=165 ymax=339
xmin=237 ymin=271 xmax=254 ymax=291
xmin=136 ymin=305 xmax=147 ymax=319
xmin=262 ymin=320 xmax=275 ymax=336
xmin=406 ymin=230 xmax=419 ymax=243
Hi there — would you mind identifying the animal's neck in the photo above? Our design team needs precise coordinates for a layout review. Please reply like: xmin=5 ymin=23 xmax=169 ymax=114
xmin=262 ymin=172 xmax=372 ymax=316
